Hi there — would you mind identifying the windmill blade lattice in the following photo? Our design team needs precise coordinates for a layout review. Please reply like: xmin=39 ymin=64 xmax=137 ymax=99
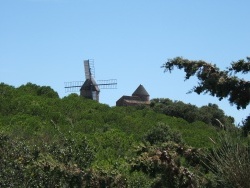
xmin=64 ymin=81 xmax=84 ymax=92
xmin=97 ymin=79 xmax=117 ymax=89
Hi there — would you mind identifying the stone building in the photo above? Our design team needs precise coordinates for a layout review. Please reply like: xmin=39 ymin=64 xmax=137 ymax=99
xmin=116 ymin=84 xmax=150 ymax=106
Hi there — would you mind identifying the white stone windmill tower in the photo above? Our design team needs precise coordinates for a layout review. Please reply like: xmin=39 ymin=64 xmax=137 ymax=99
xmin=64 ymin=59 xmax=117 ymax=102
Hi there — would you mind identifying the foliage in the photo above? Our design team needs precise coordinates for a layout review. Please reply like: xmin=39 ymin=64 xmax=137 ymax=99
xmin=203 ymin=129 xmax=250 ymax=187
xmin=130 ymin=141 xmax=204 ymax=187
xmin=0 ymin=131 xmax=127 ymax=187
xmin=144 ymin=122 xmax=183 ymax=145
xmin=0 ymin=82 xmax=243 ymax=187
xmin=129 ymin=124 xmax=217 ymax=187
xmin=161 ymin=56 xmax=250 ymax=187
xmin=162 ymin=57 xmax=250 ymax=109
xmin=242 ymin=115 xmax=250 ymax=136
xmin=0 ymin=83 xmax=16 ymax=116
xmin=0 ymin=132 xmax=94 ymax=187
xmin=17 ymin=82 xmax=59 ymax=98
xmin=151 ymin=98 xmax=234 ymax=126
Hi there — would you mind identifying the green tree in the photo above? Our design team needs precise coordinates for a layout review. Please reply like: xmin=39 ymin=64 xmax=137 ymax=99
xmin=150 ymin=98 xmax=234 ymax=126
xmin=17 ymin=82 xmax=59 ymax=98
xmin=0 ymin=83 xmax=16 ymax=116
xmin=162 ymin=57 xmax=250 ymax=109
xmin=242 ymin=115 xmax=250 ymax=136
xmin=162 ymin=57 xmax=249 ymax=131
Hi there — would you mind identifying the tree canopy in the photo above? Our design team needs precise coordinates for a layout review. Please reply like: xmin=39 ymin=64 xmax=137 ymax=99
xmin=162 ymin=57 xmax=250 ymax=109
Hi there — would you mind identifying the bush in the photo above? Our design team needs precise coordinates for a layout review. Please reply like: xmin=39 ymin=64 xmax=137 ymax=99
xmin=0 ymin=132 xmax=95 ymax=187
xmin=150 ymin=98 xmax=235 ymax=126
xmin=144 ymin=122 xmax=183 ymax=145
xmin=203 ymin=130 xmax=250 ymax=187
xmin=17 ymin=82 xmax=59 ymax=98
xmin=130 ymin=142 xmax=202 ymax=187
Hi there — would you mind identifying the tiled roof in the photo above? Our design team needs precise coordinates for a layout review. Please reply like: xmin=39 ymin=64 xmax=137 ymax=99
xmin=132 ymin=84 xmax=149 ymax=96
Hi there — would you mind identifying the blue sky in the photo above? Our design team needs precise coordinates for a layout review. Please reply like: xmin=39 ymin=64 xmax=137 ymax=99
xmin=1 ymin=0 xmax=249 ymax=124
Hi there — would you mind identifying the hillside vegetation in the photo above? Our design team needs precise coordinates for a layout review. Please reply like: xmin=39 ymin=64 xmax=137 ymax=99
xmin=0 ymin=82 xmax=248 ymax=187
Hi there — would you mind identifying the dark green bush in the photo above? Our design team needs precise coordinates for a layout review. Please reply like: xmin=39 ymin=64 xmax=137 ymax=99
xmin=17 ymin=82 xmax=59 ymax=98
xmin=144 ymin=122 xmax=183 ymax=145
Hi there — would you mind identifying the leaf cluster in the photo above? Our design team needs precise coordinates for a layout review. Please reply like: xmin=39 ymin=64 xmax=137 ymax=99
xmin=151 ymin=98 xmax=234 ymax=127
xmin=131 ymin=124 xmax=205 ymax=187
xmin=162 ymin=57 xmax=250 ymax=109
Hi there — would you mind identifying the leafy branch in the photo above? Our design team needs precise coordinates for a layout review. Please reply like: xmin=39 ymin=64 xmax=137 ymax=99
xmin=162 ymin=57 xmax=250 ymax=109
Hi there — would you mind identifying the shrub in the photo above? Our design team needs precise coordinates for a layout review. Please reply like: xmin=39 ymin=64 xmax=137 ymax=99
xmin=17 ymin=82 xmax=59 ymax=98
xmin=203 ymin=129 xmax=250 ymax=187
xmin=144 ymin=122 xmax=183 ymax=145
xmin=0 ymin=132 xmax=95 ymax=187
xmin=130 ymin=142 xmax=202 ymax=187
xmin=242 ymin=115 xmax=250 ymax=136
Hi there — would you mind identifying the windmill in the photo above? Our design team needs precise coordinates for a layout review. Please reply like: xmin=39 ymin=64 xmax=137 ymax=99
xmin=64 ymin=59 xmax=117 ymax=102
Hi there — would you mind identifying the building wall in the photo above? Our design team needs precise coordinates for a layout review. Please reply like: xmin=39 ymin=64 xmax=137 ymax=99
xmin=116 ymin=96 xmax=150 ymax=107
xmin=132 ymin=94 xmax=149 ymax=102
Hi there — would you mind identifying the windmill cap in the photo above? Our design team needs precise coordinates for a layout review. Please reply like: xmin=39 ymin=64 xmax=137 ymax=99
xmin=132 ymin=84 xmax=149 ymax=96
xmin=80 ymin=78 xmax=100 ymax=91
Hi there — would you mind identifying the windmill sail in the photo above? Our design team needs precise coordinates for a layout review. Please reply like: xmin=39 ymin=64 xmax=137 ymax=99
xmin=64 ymin=81 xmax=84 ymax=92
xmin=84 ymin=60 xmax=91 ymax=79
xmin=97 ymin=79 xmax=117 ymax=89
xmin=84 ymin=59 xmax=95 ymax=79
